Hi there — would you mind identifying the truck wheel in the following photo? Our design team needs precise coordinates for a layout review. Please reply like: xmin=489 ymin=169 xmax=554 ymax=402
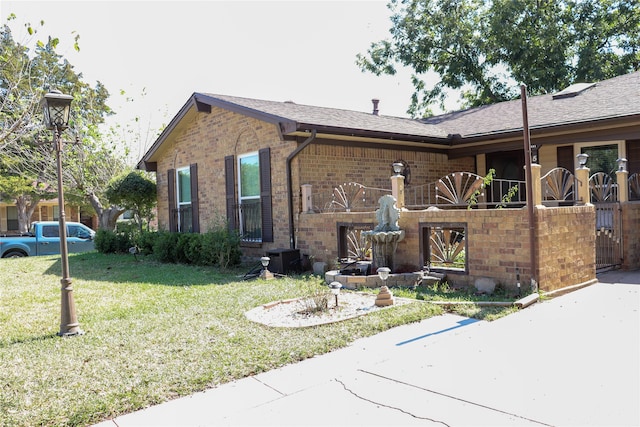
xmin=3 ymin=251 xmax=26 ymax=258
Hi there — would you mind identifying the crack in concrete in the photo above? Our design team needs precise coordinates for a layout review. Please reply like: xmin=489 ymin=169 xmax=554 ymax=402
xmin=359 ymin=369 xmax=553 ymax=426
xmin=334 ymin=378 xmax=451 ymax=426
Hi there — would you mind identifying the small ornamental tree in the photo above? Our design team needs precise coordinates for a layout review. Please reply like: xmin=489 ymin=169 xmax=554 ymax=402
xmin=105 ymin=171 xmax=157 ymax=231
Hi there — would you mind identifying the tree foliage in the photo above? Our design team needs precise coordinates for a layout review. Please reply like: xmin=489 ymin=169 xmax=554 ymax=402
xmin=105 ymin=171 xmax=157 ymax=231
xmin=0 ymin=15 xmax=129 ymax=231
xmin=357 ymin=0 xmax=640 ymax=116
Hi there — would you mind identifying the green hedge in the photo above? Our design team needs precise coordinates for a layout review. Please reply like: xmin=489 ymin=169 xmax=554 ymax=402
xmin=95 ymin=226 xmax=241 ymax=268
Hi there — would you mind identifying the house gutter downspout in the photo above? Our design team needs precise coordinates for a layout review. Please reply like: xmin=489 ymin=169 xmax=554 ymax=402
xmin=286 ymin=129 xmax=317 ymax=249
xmin=521 ymin=85 xmax=538 ymax=291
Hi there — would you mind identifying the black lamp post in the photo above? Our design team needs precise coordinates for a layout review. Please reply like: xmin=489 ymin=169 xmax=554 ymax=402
xmin=41 ymin=89 xmax=82 ymax=336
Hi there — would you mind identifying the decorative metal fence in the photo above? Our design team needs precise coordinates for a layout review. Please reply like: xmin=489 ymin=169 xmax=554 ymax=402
xmin=313 ymin=182 xmax=392 ymax=213
xmin=405 ymin=172 xmax=526 ymax=209
xmin=541 ymin=167 xmax=578 ymax=206
xmin=231 ymin=200 xmax=262 ymax=242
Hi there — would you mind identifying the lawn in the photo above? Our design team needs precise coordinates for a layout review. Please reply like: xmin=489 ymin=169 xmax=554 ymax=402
xmin=0 ymin=252 xmax=442 ymax=427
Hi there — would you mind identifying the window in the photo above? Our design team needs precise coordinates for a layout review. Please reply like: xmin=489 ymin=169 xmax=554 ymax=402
xmin=238 ymin=153 xmax=261 ymax=241
xmin=582 ymin=144 xmax=618 ymax=176
xmin=177 ymin=167 xmax=193 ymax=232
xmin=167 ymin=164 xmax=200 ymax=233
xmin=225 ymin=148 xmax=273 ymax=243
xmin=42 ymin=225 xmax=59 ymax=238
xmin=420 ymin=222 xmax=468 ymax=273
xmin=6 ymin=206 xmax=18 ymax=231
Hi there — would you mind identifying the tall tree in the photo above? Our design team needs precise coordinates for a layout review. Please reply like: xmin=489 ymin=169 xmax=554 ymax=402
xmin=105 ymin=170 xmax=157 ymax=232
xmin=357 ymin=0 xmax=640 ymax=117
xmin=0 ymin=16 xmax=121 ymax=231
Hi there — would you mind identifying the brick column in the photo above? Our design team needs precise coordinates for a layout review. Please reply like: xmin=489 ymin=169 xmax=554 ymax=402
xmin=530 ymin=164 xmax=542 ymax=206
xmin=391 ymin=175 xmax=405 ymax=209
xmin=575 ymin=166 xmax=591 ymax=205
xmin=617 ymin=170 xmax=629 ymax=202
xmin=301 ymin=184 xmax=313 ymax=213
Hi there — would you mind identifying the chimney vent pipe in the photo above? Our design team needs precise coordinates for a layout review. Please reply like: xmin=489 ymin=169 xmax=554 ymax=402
xmin=372 ymin=99 xmax=379 ymax=115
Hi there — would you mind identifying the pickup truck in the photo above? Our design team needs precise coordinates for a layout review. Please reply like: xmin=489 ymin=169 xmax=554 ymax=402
xmin=0 ymin=221 xmax=95 ymax=258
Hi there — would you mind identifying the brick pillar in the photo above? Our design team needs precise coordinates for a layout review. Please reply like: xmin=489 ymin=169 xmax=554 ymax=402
xmin=576 ymin=166 xmax=591 ymax=205
xmin=617 ymin=170 xmax=629 ymax=202
xmin=530 ymin=164 xmax=542 ymax=206
xmin=301 ymin=184 xmax=313 ymax=213
xmin=391 ymin=175 xmax=405 ymax=209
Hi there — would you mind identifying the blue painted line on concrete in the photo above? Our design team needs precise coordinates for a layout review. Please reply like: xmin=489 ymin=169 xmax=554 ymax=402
xmin=395 ymin=318 xmax=480 ymax=346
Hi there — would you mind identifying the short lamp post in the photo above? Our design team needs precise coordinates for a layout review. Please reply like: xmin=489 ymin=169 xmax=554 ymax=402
xmin=375 ymin=267 xmax=394 ymax=307
xmin=377 ymin=267 xmax=391 ymax=283
xmin=329 ymin=281 xmax=342 ymax=308
xmin=41 ymin=90 xmax=82 ymax=337
xmin=260 ymin=256 xmax=274 ymax=280
xmin=577 ymin=153 xmax=589 ymax=168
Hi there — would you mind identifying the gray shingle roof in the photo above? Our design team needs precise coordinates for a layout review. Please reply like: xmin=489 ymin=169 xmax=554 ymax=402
xmin=197 ymin=93 xmax=451 ymax=139
xmin=421 ymin=71 xmax=640 ymax=137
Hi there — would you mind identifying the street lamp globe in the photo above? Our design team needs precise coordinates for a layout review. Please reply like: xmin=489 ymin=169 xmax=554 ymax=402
xmin=42 ymin=90 xmax=73 ymax=131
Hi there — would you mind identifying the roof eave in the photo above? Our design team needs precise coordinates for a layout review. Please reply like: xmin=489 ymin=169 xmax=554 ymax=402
xmin=292 ymin=122 xmax=450 ymax=146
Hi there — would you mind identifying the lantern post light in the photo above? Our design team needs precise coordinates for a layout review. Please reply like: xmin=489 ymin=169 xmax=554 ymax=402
xmin=328 ymin=281 xmax=342 ymax=308
xmin=41 ymin=90 xmax=82 ymax=336
xmin=577 ymin=153 xmax=589 ymax=168
xmin=260 ymin=256 xmax=274 ymax=280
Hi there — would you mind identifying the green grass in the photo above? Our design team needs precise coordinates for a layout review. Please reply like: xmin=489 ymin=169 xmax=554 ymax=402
xmin=384 ymin=281 xmax=524 ymax=321
xmin=0 ymin=252 xmax=441 ymax=427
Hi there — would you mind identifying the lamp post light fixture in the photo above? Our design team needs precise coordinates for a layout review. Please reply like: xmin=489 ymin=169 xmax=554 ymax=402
xmin=377 ymin=267 xmax=391 ymax=282
xmin=41 ymin=89 xmax=83 ymax=336
xmin=260 ymin=256 xmax=274 ymax=280
xmin=329 ymin=281 xmax=342 ymax=308
xmin=375 ymin=267 xmax=394 ymax=307
xmin=617 ymin=158 xmax=628 ymax=172
xmin=392 ymin=162 xmax=404 ymax=176
xmin=577 ymin=153 xmax=589 ymax=168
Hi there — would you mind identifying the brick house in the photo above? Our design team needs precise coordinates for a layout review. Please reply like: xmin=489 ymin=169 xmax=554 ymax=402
xmin=0 ymin=200 xmax=90 ymax=234
xmin=138 ymin=71 xmax=640 ymax=292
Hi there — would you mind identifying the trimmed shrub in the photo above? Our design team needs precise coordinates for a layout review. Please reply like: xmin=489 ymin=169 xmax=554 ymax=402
xmin=95 ymin=229 xmax=135 ymax=254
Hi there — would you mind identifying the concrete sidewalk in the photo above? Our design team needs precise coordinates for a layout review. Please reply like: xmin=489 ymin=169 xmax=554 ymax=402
xmin=95 ymin=271 xmax=640 ymax=426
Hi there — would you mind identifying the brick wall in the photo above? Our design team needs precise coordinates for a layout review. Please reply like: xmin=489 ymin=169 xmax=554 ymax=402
xmin=535 ymin=206 xmax=595 ymax=290
xmin=153 ymin=107 xmax=476 ymax=259
xmin=297 ymin=205 xmax=596 ymax=292
xmin=621 ymin=201 xmax=640 ymax=269
xmin=296 ymin=144 xmax=475 ymax=203
xmin=154 ymin=107 xmax=296 ymax=257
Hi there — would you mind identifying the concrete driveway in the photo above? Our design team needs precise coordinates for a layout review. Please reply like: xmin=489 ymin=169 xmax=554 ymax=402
xmin=96 ymin=270 xmax=640 ymax=426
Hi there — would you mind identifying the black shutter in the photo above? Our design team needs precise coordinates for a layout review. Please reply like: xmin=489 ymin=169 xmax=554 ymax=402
xmin=626 ymin=140 xmax=640 ymax=175
xmin=259 ymin=147 xmax=273 ymax=242
xmin=224 ymin=155 xmax=236 ymax=231
xmin=557 ymin=146 xmax=574 ymax=172
xmin=190 ymin=163 xmax=200 ymax=233
xmin=167 ymin=169 xmax=177 ymax=232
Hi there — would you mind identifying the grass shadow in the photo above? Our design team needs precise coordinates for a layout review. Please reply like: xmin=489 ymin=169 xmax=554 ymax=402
xmin=42 ymin=251 xmax=251 ymax=286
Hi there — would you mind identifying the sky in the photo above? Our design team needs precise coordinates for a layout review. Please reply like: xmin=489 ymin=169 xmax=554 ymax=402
xmin=2 ymin=0 xmax=430 ymax=159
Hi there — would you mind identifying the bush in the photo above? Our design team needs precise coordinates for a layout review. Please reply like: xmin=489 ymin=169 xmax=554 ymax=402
xmin=201 ymin=226 xmax=242 ymax=267
xmin=135 ymin=231 xmax=159 ymax=255
xmin=152 ymin=231 xmax=179 ymax=263
xmin=120 ymin=222 xmax=241 ymax=267
xmin=95 ymin=229 xmax=134 ymax=254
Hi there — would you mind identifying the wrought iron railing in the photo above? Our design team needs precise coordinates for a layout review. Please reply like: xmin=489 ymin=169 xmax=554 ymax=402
xmin=171 ymin=206 xmax=193 ymax=233
xmin=541 ymin=167 xmax=578 ymax=206
xmin=314 ymin=182 xmax=392 ymax=213
xmin=629 ymin=173 xmax=640 ymax=201
xmin=589 ymin=172 xmax=618 ymax=203
xmin=405 ymin=173 xmax=526 ymax=209
xmin=235 ymin=199 xmax=262 ymax=242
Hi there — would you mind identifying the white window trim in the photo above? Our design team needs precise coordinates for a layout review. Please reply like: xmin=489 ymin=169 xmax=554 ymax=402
xmin=176 ymin=166 xmax=191 ymax=232
xmin=237 ymin=152 xmax=261 ymax=240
